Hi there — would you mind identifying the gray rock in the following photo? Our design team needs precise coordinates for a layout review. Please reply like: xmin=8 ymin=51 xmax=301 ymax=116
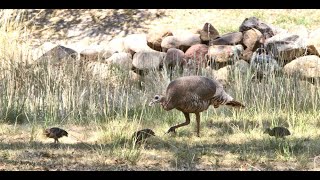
xmin=208 ymin=44 xmax=243 ymax=63
xmin=173 ymin=30 xmax=201 ymax=47
xmin=161 ymin=36 xmax=181 ymax=52
xmin=239 ymin=17 xmax=274 ymax=39
xmin=211 ymin=32 xmax=243 ymax=45
xmin=147 ymin=29 xmax=173 ymax=51
xmin=283 ymin=55 xmax=320 ymax=82
xmin=164 ymin=48 xmax=185 ymax=70
xmin=199 ymin=22 xmax=220 ymax=43
xmin=132 ymin=50 xmax=165 ymax=70
xmin=265 ymin=33 xmax=308 ymax=63
xmin=124 ymin=34 xmax=152 ymax=55
xmin=242 ymin=28 xmax=263 ymax=51
xmin=36 ymin=45 xmax=78 ymax=63
xmin=234 ymin=60 xmax=250 ymax=74
xmin=106 ymin=52 xmax=132 ymax=70
xmin=80 ymin=49 xmax=100 ymax=62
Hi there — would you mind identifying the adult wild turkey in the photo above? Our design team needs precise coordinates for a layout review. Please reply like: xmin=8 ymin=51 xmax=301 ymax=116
xmin=264 ymin=127 xmax=291 ymax=138
xmin=44 ymin=127 xmax=68 ymax=144
xmin=149 ymin=76 xmax=245 ymax=137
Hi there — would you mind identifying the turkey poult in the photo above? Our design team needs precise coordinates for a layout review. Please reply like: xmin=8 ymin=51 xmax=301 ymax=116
xmin=264 ymin=127 xmax=291 ymax=138
xmin=132 ymin=128 xmax=156 ymax=144
xmin=44 ymin=127 xmax=68 ymax=144
xmin=149 ymin=76 xmax=245 ymax=137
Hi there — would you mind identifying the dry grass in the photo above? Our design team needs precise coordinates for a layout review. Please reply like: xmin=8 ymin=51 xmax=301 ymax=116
xmin=1 ymin=9 xmax=320 ymax=171
xmin=148 ymin=9 xmax=320 ymax=34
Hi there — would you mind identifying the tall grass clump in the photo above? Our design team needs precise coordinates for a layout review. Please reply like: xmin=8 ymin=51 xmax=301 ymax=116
xmin=0 ymin=9 xmax=170 ymax=127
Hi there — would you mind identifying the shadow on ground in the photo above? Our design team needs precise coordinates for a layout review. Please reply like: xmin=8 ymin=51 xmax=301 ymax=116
xmin=22 ymin=9 xmax=165 ymax=44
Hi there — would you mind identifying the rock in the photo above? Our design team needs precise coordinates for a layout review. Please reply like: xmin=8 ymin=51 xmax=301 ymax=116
xmin=35 ymin=45 xmax=78 ymax=64
xmin=124 ymin=34 xmax=152 ymax=55
xmin=132 ymin=50 xmax=165 ymax=70
xmin=241 ymin=50 xmax=254 ymax=62
xmin=147 ymin=29 xmax=173 ymax=51
xmin=80 ymin=49 xmax=100 ymax=62
xmin=265 ymin=33 xmax=308 ymax=63
xmin=242 ymin=28 xmax=263 ymax=51
xmin=105 ymin=37 xmax=126 ymax=54
xmin=164 ymin=48 xmax=185 ymax=70
xmin=283 ymin=55 xmax=320 ymax=83
xmin=184 ymin=44 xmax=209 ymax=68
xmin=208 ymin=44 xmax=243 ymax=63
xmin=161 ymin=36 xmax=181 ymax=52
xmin=211 ymin=32 xmax=243 ymax=45
xmin=173 ymin=30 xmax=201 ymax=48
xmin=199 ymin=22 xmax=220 ymax=43
xmin=106 ymin=52 xmax=132 ymax=70
xmin=234 ymin=60 xmax=250 ymax=74
xmin=240 ymin=28 xmax=263 ymax=62
xmin=84 ymin=44 xmax=115 ymax=60
xmin=239 ymin=17 xmax=274 ymax=39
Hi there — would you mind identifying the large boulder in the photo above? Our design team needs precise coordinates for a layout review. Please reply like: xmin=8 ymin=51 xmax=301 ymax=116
xmin=242 ymin=28 xmax=263 ymax=50
xmin=283 ymin=55 xmax=320 ymax=84
xmin=234 ymin=60 xmax=250 ymax=74
xmin=208 ymin=44 xmax=244 ymax=63
xmin=241 ymin=28 xmax=263 ymax=61
xmin=173 ymin=30 xmax=201 ymax=46
xmin=80 ymin=49 xmax=101 ymax=62
xmin=239 ymin=17 xmax=274 ymax=39
xmin=35 ymin=45 xmax=78 ymax=64
xmin=161 ymin=31 xmax=201 ymax=52
xmin=265 ymin=33 xmax=308 ymax=63
xmin=173 ymin=30 xmax=201 ymax=51
xmin=184 ymin=44 xmax=209 ymax=68
xmin=198 ymin=22 xmax=220 ymax=44
xmin=106 ymin=52 xmax=132 ymax=70
xmin=161 ymin=36 xmax=181 ymax=52
xmin=147 ymin=29 xmax=173 ymax=51
xmin=241 ymin=51 xmax=254 ymax=62
xmin=211 ymin=32 xmax=243 ymax=45
xmin=164 ymin=48 xmax=185 ymax=70
xmin=132 ymin=50 xmax=166 ymax=70
xmin=124 ymin=34 xmax=152 ymax=55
